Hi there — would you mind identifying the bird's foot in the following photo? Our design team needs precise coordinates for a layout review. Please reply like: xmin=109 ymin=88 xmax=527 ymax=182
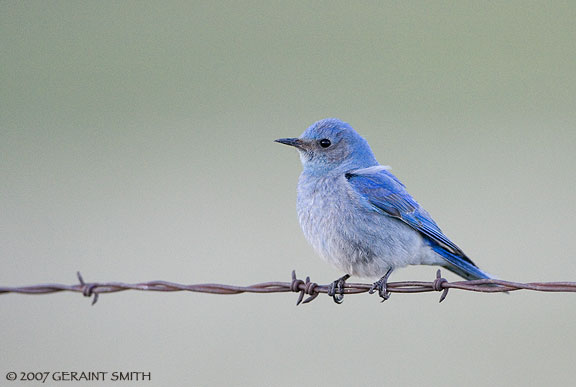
xmin=327 ymin=274 xmax=350 ymax=304
xmin=369 ymin=268 xmax=394 ymax=302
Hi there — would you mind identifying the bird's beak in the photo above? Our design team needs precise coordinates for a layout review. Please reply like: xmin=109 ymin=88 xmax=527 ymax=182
xmin=274 ymin=137 xmax=304 ymax=149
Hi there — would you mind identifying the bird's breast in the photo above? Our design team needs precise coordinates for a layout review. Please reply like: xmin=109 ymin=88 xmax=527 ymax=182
xmin=297 ymin=175 xmax=350 ymax=237
xmin=296 ymin=174 xmax=370 ymax=268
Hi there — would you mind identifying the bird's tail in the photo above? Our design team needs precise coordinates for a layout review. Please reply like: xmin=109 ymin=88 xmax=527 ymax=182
xmin=431 ymin=245 xmax=493 ymax=280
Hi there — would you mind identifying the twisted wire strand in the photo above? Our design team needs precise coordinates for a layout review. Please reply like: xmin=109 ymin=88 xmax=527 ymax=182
xmin=0 ymin=270 xmax=574 ymax=305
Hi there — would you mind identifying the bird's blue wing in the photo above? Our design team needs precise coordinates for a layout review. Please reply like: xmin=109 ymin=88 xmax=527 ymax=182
xmin=345 ymin=168 xmax=476 ymax=267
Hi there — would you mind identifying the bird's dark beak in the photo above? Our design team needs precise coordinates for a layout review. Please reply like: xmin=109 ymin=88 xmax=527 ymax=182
xmin=274 ymin=137 xmax=304 ymax=149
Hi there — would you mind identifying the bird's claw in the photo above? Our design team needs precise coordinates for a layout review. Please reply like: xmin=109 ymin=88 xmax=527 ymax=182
xmin=369 ymin=278 xmax=391 ymax=302
xmin=369 ymin=268 xmax=393 ymax=302
xmin=327 ymin=274 xmax=350 ymax=304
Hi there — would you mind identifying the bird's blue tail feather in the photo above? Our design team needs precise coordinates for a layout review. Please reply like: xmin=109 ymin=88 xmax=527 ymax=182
xmin=431 ymin=245 xmax=493 ymax=280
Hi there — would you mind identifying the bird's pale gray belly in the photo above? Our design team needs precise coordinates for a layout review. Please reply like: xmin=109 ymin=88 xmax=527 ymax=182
xmin=297 ymin=176 xmax=427 ymax=277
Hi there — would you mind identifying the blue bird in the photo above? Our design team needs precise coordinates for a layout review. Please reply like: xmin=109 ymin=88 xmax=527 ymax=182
xmin=276 ymin=118 xmax=493 ymax=303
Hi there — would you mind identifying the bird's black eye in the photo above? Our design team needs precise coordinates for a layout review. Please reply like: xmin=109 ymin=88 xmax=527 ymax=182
xmin=319 ymin=139 xmax=331 ymax=148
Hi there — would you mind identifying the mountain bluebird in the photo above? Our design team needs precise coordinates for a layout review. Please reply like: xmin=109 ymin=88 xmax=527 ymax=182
xmin=276 ymin=118 xmax=493 ymax=303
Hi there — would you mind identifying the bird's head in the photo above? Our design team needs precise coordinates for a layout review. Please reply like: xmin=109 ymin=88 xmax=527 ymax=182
xmin=275 ymin=118 xmax=378 ymax=175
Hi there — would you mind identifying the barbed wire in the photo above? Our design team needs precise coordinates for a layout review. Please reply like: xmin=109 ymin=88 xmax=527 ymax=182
xmin=0 ymin=270 xmax=575 ymax=305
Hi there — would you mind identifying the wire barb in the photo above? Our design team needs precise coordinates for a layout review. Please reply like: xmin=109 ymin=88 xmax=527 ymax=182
xmin=433 ymin=270 xmax=450 ymax=303
xmin=0 ymin=270 xmax=575 ymax=305
xmin=291 ymin=271 xmax=320 ymax=305
xmin=77 ymin=272 xmax=99 ymax=305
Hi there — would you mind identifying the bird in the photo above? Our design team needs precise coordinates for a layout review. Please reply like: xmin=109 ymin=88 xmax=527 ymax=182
xmin=275 ymin=118 xmax=494 ymax=303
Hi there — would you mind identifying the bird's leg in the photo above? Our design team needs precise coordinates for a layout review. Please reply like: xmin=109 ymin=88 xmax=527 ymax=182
xmin=327 ymin=274 xmax=350 ymax=304
xmin=369 ymin=268 xmax=394 ymax=302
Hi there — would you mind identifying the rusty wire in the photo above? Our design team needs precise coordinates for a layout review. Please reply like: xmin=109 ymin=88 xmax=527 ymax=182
xmin=0 ymin=270 xmax=575 ymax=305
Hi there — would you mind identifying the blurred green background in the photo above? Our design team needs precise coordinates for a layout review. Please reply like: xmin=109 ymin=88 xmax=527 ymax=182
xmin=2 ymin=1 xmax=576 ymax=386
